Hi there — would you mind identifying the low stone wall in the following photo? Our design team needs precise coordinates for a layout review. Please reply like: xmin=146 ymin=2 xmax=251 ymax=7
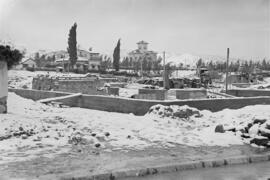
xmin=137 ymin=88 xmax=207 ymax=100
xmin=56 ymin=80 xmax=106 ymax=95
xmin=32 ymin=77 xmax=107 ymax=95
xmin=32 ymin=77 xmax=56 ymax=91
xmin=138 ymin=89 xmax=167 ymax=100
xmin=9 ymin=88 xmax=270 ymax=116
xmin=175 ymin=88 xmax=207 ymax=99
xmin=9 ymin=88 xmax=71 ymax=101
xmin=227 ymin=89 xmax=270 ymax=97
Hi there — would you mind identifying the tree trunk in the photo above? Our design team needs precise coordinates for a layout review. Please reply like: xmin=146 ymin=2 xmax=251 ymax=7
xmin=0 ymin=61 xmax=8 ymax=113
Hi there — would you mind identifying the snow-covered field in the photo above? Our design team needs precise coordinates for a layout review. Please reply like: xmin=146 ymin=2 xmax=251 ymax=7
xmin=1 ymin=92 xmax=270 ymax=164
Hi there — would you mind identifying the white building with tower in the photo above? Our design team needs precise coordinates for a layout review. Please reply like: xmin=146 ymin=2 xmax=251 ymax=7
xmin=128 ymin=41 xmax=157 ymax=62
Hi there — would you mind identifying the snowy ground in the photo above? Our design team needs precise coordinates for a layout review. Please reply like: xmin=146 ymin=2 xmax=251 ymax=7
xmin=1 ymin=93 xmax=270 ymax=164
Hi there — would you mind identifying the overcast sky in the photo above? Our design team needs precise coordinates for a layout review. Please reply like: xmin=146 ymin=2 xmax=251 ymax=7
xmin=0 ymin=0 xmax=269 ymax=59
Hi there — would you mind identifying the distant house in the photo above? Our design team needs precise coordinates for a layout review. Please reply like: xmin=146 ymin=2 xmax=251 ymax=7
xmin=54 ymin=49 xmax=102 ymax=72
xmin=21 ymin=58 xmax=37 ymax=69
xmin=55 ymin=57 xmax=88 ymax=72
xmin=128 ymin=41 xmax=157 ymax=62
xmin=88 ymin=52 xmax=102 ymax=70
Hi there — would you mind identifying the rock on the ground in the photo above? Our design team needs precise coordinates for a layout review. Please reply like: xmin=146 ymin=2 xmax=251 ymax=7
xmin=250 ymin=136 xmax=269 ymax=146
xmin=21 ymin=134 xmax=28 ymax=139
xmin=215 ymin=124 xmax=225 ymax=133
xmin=265 ymin=122 xmax=270 ymax=130
xmin=260 ymin=128 xmax=270 ymax=138
xmin=253 ymin=118 xmax=267 ymax=125
xmin=148 ymin=104 xmax=201 ymax=119
xmin=96 ymin=135 xmax=105 ymax=142
xmin=249 ymin=124 xmax=260 ymax=136
xmin=0 ymin=105 xmax=6 ymax=113
xmin=0 ymin=134 xmax=12 ymax=141
xmin=95 ymin=143 xmax=101 ymax=148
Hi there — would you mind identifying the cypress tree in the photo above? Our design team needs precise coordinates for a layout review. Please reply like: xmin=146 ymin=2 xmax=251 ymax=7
xmin=113 ymin=39 xmax=120 ymax=71
xmin=67 ymin=23 xmax=78 ymax=71
xmin=0 ymin=45 xmax=23 ymax=69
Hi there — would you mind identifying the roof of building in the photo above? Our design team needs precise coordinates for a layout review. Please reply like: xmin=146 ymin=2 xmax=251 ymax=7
xmin=55 ymin=56 xmax=101 ymax=64
xmin=128 ymin=49 xmax=157 ymax=55
xmin=55 ymin=56 xmax=89 ymax=63
xmin=21 ymin=58 xmax=35 ymax=64
xmin=137 ymin=40 xmax=148 ymax=44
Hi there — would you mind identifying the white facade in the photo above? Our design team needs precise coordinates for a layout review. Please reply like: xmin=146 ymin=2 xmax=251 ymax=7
xmin=54 ymin=50 xmax=102 ymax=71
xmin=88 ymin=53 xmax=101 ymax=70
xmin=137 ymin=40 xmax=148 ymax=52
xmin=128 ymin=41 xmax=157 ymax=62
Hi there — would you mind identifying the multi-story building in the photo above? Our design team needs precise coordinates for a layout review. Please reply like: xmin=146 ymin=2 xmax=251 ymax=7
xmin=128 ymin=41 xmax=157 ymax=62
xmin=54 ymin=49 xmax=102 ymax=72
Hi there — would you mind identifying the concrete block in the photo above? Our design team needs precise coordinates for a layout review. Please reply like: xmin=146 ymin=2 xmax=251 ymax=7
xmin=121 ymin=169 xmax=140 ymax=177
xmin=249 ymin=154 xmax=269 ymax=163
xmin=111 ymin=170 xmax=128 ymax=178
xmin=202 ymin=159 xmax=226 ymax=168
xmin=225 ymin=156 xmax=250 ymax=165
xmin=138 ymin=89 xmax=167 ymax=100
xmin=136 ymin=94 xmax=157 ymax=100
xmin=153 ymin=165 xmax=177 ymax=174
xmin=227 ymin=89 xmax=270 ymax=97
xmin=92 ymin=173 xmax=112 ymax=180
xmin=175 ymin=88 xmax=207 ymax=100
xmin=174 ymin=161 xmax=203 ymax=171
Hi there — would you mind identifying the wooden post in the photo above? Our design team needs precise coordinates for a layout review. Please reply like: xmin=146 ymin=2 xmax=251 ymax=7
xmin=141 ymin=57 xmax=143 ymax=77
xmin=225 ymin=48 xmax=230 ymax=93
xmin=62 ymin=58 xmax=65 ymax=72
xmin=163 ymin=51 xmax=166 ymax=89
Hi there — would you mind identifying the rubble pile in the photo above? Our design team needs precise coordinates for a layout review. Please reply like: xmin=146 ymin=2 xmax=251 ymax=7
xmin=216 ymin=118 xmax=270 ymax=147
xmin=148 ymin=104 xmax=202 ymax=119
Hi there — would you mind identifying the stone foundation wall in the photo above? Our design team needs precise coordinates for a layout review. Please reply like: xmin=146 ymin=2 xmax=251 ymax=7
xmin=137 ymin=88 xmax=207 ymax=100
xmin=9 ymin=88 xmax=270 ymax=116
xmin=56 ymin=80 xmax=106 ymax=95
xmin=32 ymin=77 xmax=56 ymax=91
xmin=175 ymin=88 xmax=207 ymax=100
xmin=138 ymin=89 xmax=167 ymax=100
xmin=227 ymin=89 xmax=270 ymax=97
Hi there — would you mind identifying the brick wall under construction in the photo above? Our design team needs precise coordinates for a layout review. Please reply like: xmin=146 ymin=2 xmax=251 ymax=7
xmin=32 ymin=76 xmax=107 ymax=95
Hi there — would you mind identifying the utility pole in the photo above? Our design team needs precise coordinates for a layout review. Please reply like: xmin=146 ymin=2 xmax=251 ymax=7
xmin=62 ymin=58 xmax=65 ymax=73
xmin=163 ymin=51 xmax=166 ymax=89
xmin=140 ymin=57 xmax=143 ymax=78
xmin=225 ymin=48 xmax=230 ymax=93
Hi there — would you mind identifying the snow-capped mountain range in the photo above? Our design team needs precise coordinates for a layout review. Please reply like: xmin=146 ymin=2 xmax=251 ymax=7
xmin=161 ymin=52 xmax=240 ymax=68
